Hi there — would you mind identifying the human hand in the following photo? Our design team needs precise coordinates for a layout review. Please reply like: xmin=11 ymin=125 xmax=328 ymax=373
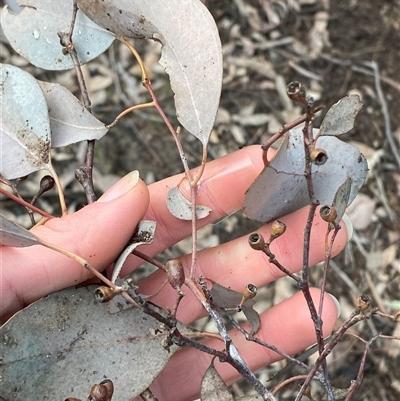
xmin=1 ymin=145 xmax=350 ymax=401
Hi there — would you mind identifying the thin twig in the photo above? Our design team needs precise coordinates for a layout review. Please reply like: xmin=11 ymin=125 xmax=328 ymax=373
xmin=58 ymin=0 xmax=97 ymax=203
xmin=261 ymin=113 xmax=308 ymax=166
xmin=263 ymin=245 xmax=301 ymax=282
xmin=299 ymin=106 xmax=333 ymax=400
xmin=0 ymin=187 xmax=54 ymax=220
xmin=318 ymin=226 xmax=340 ymax=319
xmin=106 ymin=102 xmax=155 ymax=129
xmin=229 ymin=317 xmax=310 ymax=372
xmin=131 ymin=249 xmax=166 ymax=272
xmin=46 ymin=164 xmax=68 ymax=216
xmin=367 ymin=60 xmax=400 ymax=169
xmin=319 ymin=53 xmax=400 ymax=93
xmin=296 ymin=308 xmax=379 ymax=400
xmin=271 ymin=375 xmax=309 ymax=396
xmin=343 ymin=333 xmax=380 ymax=401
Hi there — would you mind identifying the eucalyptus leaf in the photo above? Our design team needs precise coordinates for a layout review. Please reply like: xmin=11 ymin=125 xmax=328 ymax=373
xmin=1 ymin=1 xmax=115 ymax=70
xmin=0 ymin=214 xmax=39 ymax=247
xmin=111 ymin=220 xmax=156 ymax=283
xmin=201 ymin=363 xmax=234 ymax=401
xmin=243 ymin=127 xmax=368 ymax=223
xmin=1 ymin=285 xmax=176 ymax=400
xmin=77 ymin=0 xmax=223 ymax=147
xmin=38 ymin=81 xmax=109 ymax=147
xmin=319 ymin=95 xmax=363 ymax=136
xmin=0 ymin=63 xmax=51 ymax=179
xmin=167 ymin=186 xmax=212 ymax=220
xmin=331 ymin=176 xmax=352 ymax=225
xmin=210 ymin=283 xmax=261 ymax=335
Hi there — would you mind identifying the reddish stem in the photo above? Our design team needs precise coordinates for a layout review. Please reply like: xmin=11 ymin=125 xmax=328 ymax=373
xmin=0 ymin=187 xmax=54 ymax=220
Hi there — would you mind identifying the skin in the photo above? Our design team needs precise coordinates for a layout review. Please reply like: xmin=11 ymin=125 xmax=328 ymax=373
xmin=0 ymin=145 xmax=349 ymax=400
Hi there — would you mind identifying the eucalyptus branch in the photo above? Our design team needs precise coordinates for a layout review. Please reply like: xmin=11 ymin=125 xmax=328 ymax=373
xmin=46 ymin=164 xmax=68 ymax=216
xmin=343 ymin=333 xmax=380 ymax=401
xmin=106 ymin=102 xmax=155 ymax=129
xmin=205 ymin=305 xmax=277 ymax=401
xmin=271 ymin=375 xmax=309 ymax=397
xmin=264 ymin=243 xmax=301 ymax=283
xmin=131 ymin=249 xmax=167 ymax=272
xmin=227 ymin=315 xmax=310 ymax=373
xmin=58 ymin=0 xmax=96 ymax=204
xmin=300 ymin=103 xmax=333 ymax=398
xmin=295 ymin=308 xmax=379 ymax=401
xmin=261 ymin=113 xmax=308 ymax=167
xmin=185 ymin=278 xmax=276 ymax=400
xmin=318 ymin=225 xmax=341 ymax=319
xmin=0 ymin=186 xmax=54 ymax=220
xmin=117 ymin=35 xmax=209 ymax=281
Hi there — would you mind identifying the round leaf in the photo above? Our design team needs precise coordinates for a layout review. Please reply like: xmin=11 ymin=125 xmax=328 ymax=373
xmin=1 ymin=285 xmax=176 ymax=400
xmin=243 ymin=127 xmax=368 ymax=223
xmin=1 ymin=1 xmax=115 ymax=70
xmin=319 ymin=95 xmax=363 ymax=136
xmin=167 ymin=186 xmax=212 ymax=220
xmin=38 ymin=81 xmax=109 ymax=147
xmin=0 ymin=63 xmax=51 ymax=179
xmin=77 ymin=0 xmax=223 ymax=147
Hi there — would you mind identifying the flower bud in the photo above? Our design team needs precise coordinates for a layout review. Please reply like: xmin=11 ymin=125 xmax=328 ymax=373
xmin=310 ymin=148 xmax=328 ymax=165
xmin=355 ymin=294 xmax=371 ymax=311
xmin=39 ymin=175 xmax=55 ymax=192
xmin=320 ymin=205 xmax=338 ymax=223
xmin=166 ymin=259 xmax=185 ymax=291
xmin=248 ymin=233 xmax=265 ymax=251
xmin=269 ymin=220 xmax=286 ymax=243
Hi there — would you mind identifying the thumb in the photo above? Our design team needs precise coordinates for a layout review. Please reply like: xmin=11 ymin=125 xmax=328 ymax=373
xmin=1 ymin=171 xmax=149 ymax=321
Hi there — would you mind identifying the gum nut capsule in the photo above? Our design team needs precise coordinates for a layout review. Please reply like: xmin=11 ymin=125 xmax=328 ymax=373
xmin=166 ymin=259 xmax=185 ymax=290
xmin=239 ymin=284 xmax=257 ymax=307
xmin=320 ymin=205 xmax=338 ymax=223
xmin=248 ymin=233 xmax=265 ymax=250
xmin=243 ymin=284 xmax=257 ymax=300
xmin=310 ymin=148 xmax=328 ymax=165
xmin=94 ymin=286 xmax=122 ymax=302
xmin=287 ymin=81 xmax=307 ymax=103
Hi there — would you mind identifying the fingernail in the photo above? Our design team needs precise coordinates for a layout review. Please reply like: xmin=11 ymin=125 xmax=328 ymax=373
xmin=327 ymin=293 xmax=341 ymax=318
xmin=98 ymin=170 xmax=140 ymax=202
xmin=341 ymin=213 xmax=353 ymax=242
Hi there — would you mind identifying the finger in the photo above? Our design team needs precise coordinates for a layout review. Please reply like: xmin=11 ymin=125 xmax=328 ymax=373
xmin=1 ymin=171 xmax=149 ymax=323
xmin=134 ymin=145 xmax=264 ymax=263
xmin=147 ymin=289 xmax=340 ymax=401
xmin=137 ymin=207 xmax=350 ymax=324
